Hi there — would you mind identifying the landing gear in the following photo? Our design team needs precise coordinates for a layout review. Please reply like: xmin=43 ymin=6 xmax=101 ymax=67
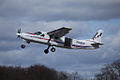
xmin=21 ymin=39 xmax=26 ymax=49
xmin=44 ymin=35 xmax=56 ymax=54
xmin=21 ymin=44 xmax=25 ymax=48
xmin=44 ymin=45 xmax=50 ymax=54
xmin=44 ymin=45 xmax=56 ymax=54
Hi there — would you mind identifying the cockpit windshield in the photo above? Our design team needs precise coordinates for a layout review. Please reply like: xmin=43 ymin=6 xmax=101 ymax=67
xmin=34 ymin=32 xmax=42 ymax=35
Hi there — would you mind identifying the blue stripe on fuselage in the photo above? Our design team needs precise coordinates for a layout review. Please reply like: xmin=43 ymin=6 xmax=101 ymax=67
xmin=72 ymin=44 xmax=91 ymax=48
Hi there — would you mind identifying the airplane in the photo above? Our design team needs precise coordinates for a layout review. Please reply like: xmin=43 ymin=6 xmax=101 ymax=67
xmin=16 ymin=27 xmax=104 ymax=54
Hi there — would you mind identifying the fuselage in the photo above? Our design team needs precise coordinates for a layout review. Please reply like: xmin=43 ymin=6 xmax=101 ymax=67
xmin=19 ymin=32 xmax=96 ymax=49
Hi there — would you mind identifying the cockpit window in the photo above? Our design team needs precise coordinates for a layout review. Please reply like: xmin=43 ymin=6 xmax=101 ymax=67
xmin=34 ymin=32 xmax=42 ymax=35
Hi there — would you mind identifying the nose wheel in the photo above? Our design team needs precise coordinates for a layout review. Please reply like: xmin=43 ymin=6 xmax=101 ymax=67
xmin=44 ymin=45 xmax=56 ymax=54
xmin=44 ymin=49 xmax=49 ymax=54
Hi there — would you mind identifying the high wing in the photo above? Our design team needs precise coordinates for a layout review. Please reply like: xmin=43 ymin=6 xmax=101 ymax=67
xmin=47 ymin=27 xmax=72 ymax=38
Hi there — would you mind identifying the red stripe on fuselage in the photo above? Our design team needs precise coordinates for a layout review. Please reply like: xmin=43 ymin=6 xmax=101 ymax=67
xmin=27 ymin=33 xmax=56 ymax=42
xmin=27 ymin=32 xmax=36 ymax=35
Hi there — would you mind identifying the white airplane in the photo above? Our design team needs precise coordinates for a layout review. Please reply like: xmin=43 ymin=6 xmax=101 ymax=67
xmin=17 ymin=27 xmax=104 ymax=54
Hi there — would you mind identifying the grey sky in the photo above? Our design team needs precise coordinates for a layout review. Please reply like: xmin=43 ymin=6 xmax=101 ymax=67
xmin=0 ymin=0 xmax=120 ymax=78
xmin=0 ymin=0 xmax=120 ymax=21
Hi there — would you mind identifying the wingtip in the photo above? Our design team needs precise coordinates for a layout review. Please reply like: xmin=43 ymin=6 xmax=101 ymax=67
xmin=62 ymin=27 xmax=72 ymax=30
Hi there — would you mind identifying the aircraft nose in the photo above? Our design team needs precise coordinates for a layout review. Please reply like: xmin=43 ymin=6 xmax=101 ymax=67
xmin=16 ymin=33 xmax=21 ymax=37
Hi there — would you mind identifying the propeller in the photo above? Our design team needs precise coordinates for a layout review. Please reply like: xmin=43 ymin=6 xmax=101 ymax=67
xmin=17 ymin=28 xmax=21 ymax=38
xmin=18 ymin=28 xmax=21 ymax=33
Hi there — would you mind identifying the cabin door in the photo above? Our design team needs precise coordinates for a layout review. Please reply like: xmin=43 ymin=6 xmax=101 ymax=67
xmin=64 ymin=37 xmax=72 ymax=48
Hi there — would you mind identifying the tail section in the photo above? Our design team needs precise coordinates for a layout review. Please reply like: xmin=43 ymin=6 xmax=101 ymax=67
xmin=92 ymin=29 xmax=104 ymax=43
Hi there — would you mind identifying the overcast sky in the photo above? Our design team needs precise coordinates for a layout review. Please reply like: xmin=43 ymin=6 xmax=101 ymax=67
xmin=0 ymin=0 xmax=120 ymax=78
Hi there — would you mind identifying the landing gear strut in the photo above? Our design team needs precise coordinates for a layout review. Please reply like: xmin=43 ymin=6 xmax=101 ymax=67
xmin=44 ymin=45 xmax=56 ymax=54
xmin=21 ymin=39 xmax=26 ymax=49
xmin=44 ymin=45 xmax=51 ymax=54
xmin=44 ymin=35 xmax=56 ymax=54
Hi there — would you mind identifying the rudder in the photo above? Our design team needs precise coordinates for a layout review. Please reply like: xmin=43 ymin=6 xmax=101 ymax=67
xmin=92 ymin=29 xmax=104 ymax=43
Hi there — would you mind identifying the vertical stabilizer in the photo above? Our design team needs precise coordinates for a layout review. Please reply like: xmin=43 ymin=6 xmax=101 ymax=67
xmin=92 ymin=29 xmax=104 ymax=43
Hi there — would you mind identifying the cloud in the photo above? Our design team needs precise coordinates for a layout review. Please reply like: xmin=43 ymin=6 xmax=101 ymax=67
xmin=56 ymin=63 xmax=104 ymax=78
xmin=21 ymin=20 xmax=91 ymax=38
xmin=0 ymin=0 xmax=120 ymax=78
xmin=102 ymin=31 xmax=120 ymax=59
xmin=0 ymin=0 xmax=120 ymax=21
xmin=0 ymin=18 xmax=120 ymax=78
xmin=103 ymin=22 xmax=120 ymax=35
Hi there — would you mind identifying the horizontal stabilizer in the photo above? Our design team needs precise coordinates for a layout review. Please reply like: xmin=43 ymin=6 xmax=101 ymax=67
xmin=91 ymin=43 xmax=104 ymax=48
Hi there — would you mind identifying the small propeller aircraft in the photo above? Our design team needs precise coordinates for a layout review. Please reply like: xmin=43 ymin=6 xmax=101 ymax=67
xmin=17 ymin=27 xmax=104 ymax=54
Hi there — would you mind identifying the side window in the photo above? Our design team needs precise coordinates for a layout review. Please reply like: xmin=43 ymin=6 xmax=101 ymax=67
xmin=34 ymin=32 xmax=42 ymax=35
xmin=41 ymin=34 xmax=45 ymax=37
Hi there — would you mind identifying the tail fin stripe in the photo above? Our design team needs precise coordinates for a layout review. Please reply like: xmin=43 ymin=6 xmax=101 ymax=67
xmin=92 ymin=29 xmax=104 ymax=43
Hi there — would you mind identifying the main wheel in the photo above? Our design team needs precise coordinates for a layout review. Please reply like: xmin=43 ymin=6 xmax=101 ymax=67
xmin=51 ymin=47 xmax=56 ymax=52
xmin=21 ymin=44 xmax=25 ymax=48
xmin=44 ymin=49 xmax=49 ymax=54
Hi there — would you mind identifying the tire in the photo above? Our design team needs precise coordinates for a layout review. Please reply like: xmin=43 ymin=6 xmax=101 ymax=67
xmin=44 ymin=49 xmax=49 ymax=54
xmin=21 ymin=44 xmax=25 ymax=48
xmin=51 ymin=47 xmax=56 ymax=52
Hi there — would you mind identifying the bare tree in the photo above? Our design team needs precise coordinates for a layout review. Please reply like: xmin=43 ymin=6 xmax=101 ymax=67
xmin=94 ymin=59 xmax=120 ymax=80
